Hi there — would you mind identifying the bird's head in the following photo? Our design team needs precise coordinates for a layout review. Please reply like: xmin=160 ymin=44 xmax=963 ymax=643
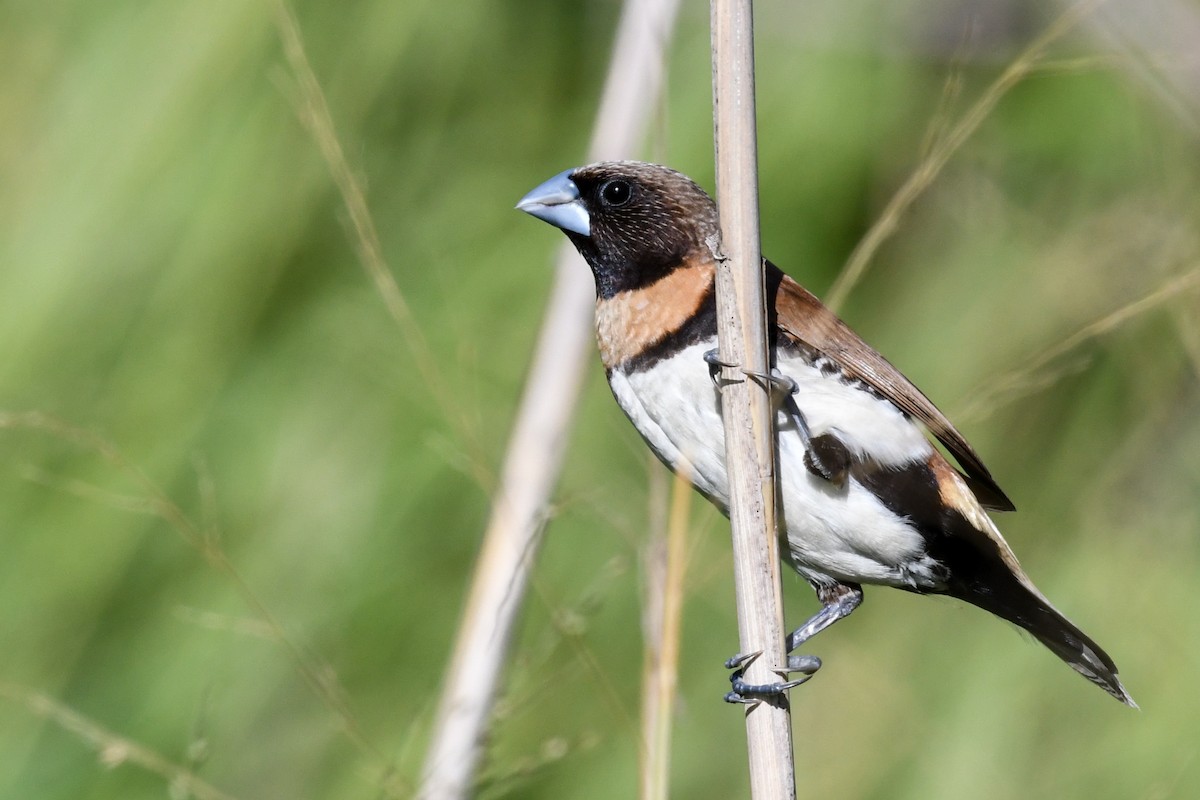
xmin=517 ymin=161 xmax=719 ymax=299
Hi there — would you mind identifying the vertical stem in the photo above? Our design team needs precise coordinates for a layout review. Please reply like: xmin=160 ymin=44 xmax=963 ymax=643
xmin=639 ymin=467 xmax=692 ymax=800
xmin=417 ymin=0 xmax=681 ymax=797
xmin=710 ymin=0 xmax=797 ymax=798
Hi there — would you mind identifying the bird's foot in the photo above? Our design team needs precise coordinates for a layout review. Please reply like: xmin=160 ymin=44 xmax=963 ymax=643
xmin=723 ymin=650 xmax=821 ymax=704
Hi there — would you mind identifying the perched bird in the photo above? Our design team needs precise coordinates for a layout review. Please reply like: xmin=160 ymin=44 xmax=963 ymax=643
xmin=517 ymin=161 xmax=1134 ymax=706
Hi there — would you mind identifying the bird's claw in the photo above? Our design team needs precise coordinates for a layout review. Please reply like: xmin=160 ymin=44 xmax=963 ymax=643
xmin=742 ymin=368 xmax=799 ymax=397
xmin=722 ymin=650 xmax=821 ymax=704
xmin=703 ymin=348 xmax=738 ymax=386
xmin=724 ymin=650 xmax=761 ymax=671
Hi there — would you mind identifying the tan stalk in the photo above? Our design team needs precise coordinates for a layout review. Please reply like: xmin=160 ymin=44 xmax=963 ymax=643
xmin=639 ymin=465 xmax=692 ymax=800
xmin=711 ymin=0 xmax=796 ymax=797
xmin=417 ymin=0 xmax=682 ymax=797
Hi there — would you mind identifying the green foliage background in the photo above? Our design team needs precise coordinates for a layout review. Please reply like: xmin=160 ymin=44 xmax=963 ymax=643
xmin=2 ymin=1 xmax=1198 ymax=798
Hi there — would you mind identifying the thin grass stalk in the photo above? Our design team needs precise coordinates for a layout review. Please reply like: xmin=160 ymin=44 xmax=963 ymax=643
xmin=639 ymin=466 xmax=692 ymax=800
xmin=0 ymin=412 xmax=401 ymax=792
xmin=417 ymin=0 xmax=682 ymax=797
xmin=824 ymin=0 xmax=1104 ymax=313
xmin=639 ymin=462 xmax=670 ymax=800
xmin=0 ymin=682 xmax=239 ymax=800
xmin=957 ymin=267 xmax=1200 ymax=422
xmin=710 ymin=0 xmax=795 ymax=797
xmin=1077 ymin=0 xmax=1200 ymax=131
xmin=268 ymin=0 xmax=459 ymax=433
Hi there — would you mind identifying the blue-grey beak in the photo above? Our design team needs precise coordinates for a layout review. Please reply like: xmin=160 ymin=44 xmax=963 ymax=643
xmin=516 ymin=169 xmax=591 ymax=237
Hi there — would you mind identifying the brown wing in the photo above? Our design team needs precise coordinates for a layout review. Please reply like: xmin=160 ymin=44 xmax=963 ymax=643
xmin=768 ymin=263 xmax=1015 ymax=511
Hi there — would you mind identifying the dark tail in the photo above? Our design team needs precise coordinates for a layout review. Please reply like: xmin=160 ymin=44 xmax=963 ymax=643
xmin=953 ymin=576 xmax=1137 ymax=707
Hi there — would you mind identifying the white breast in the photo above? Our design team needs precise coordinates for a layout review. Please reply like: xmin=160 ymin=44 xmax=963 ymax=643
xmin=607 ymin=341 xmax=941 ymax=589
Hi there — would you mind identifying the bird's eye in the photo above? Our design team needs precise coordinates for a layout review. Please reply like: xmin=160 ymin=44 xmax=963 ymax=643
xmin=600 ymin=179 xmax=633 ymax=207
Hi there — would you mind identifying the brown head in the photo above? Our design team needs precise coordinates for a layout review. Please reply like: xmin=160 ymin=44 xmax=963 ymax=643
xmin=517 ymin=161 xmax=720 ymax=299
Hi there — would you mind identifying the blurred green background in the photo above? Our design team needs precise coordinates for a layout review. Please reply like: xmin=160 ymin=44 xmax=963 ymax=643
xmin=2 ymin=0 xmax=1198 ymax=797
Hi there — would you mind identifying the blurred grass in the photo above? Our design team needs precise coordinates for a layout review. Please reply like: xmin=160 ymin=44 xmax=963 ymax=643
xmin=1 ymin=0 xmax=1198 ymax=798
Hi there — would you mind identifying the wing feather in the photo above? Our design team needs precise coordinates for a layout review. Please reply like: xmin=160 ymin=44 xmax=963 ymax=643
xmin=768 ymin=263 xmax=1015 ymax=511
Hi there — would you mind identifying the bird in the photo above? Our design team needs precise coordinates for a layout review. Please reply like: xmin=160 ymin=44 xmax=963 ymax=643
xmin=516 ymin=160 xmax=1135 ymax=707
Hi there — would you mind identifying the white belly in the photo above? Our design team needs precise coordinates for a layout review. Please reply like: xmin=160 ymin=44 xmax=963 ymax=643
xmin=607 ymin=342 xmax=940 ymax=588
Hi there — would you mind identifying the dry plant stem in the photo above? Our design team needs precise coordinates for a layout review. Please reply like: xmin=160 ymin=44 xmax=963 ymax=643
xmin=639 ymin=467 xmax=691 ymax=800
xmin=957 ymin=267 xmax=1200 ymax=422
xmin=0 ymin=682 xmax=238 ymax=800
xmin=268 ymin=0 xmax=491 ymax=486
xmin=711 ymin=0 xmax=795 ymax=797
xmin=1077 ymin=0 xmax=1200 ymax=130
xmin=417 ymin=0 xmax=682 ymax=797
xmin=824 ymin=0 xmax=1104 ymax=313
xmin=268 ymin=0 xmax=425 ymax=366
xmin=1173 ymin=304 xmax=1200 ymax=378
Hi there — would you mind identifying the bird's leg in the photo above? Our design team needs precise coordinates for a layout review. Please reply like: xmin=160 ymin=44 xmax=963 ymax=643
xmin=724 ymin=582 xmax=862 ymax=704
xmin=785 ymin=581 xmax=863 ymax=651
xmin=741 ymin=368 xmax=850 ymax=485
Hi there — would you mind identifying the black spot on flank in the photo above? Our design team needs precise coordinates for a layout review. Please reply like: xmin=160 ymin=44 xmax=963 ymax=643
xmin=804 ymin=433 xmax=851 ymax=485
